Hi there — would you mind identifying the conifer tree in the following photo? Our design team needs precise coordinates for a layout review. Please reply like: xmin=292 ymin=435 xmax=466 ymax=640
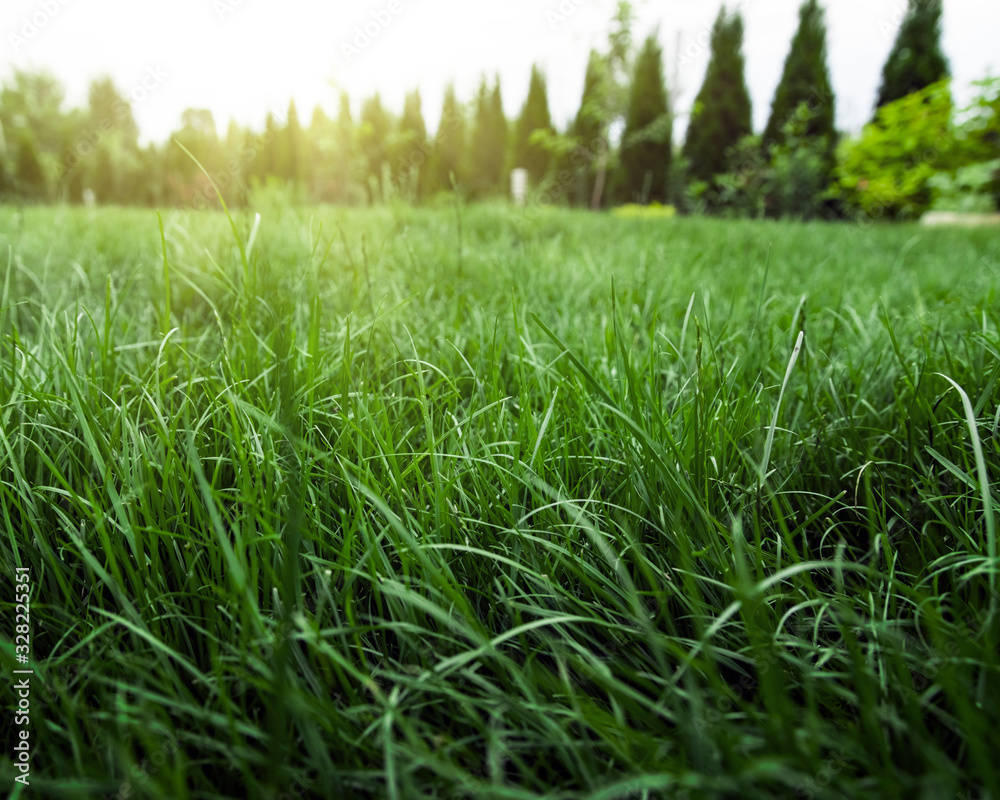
xmin=489 ymin=79 xmax=509 ymax=185
xmin=307 ymin=106 xmax=335 ymax=202
xmin=468 ymin=78 xmax=493 ymax=198
xmin=258 ymin=112 xmax=279 ymax=183
xmin=14 ymin=132 xmax=46 ymax=199
xmin=429 ymin=83 xmax=467 ymax=195
xmin=82 ymin=77 xmax=141 ymax=203
xmin=171 ymin=108 xmax=221 ymax=185
xmin=875 ymin=0 xmax=949 ymax=112
xmin=763 ymin=0 xmax=836 ymax=150
xmin=570 ymin=50 xmax=608 ymax=206
xmin=617 ymin=34 xmax=672 ymax=204
xmin=394 ymin=89 xmax=428 ymax=200
xmin=219 ymin=119 xmax=246 ymax=205
xmin=333 ymin=92 xmax=357 ymax=203
xmin=400 ymin=90 xmax=427 ymax=146
xmin=278 ymin=100 xmax=304 ymax=187
xmin=87 ymin=77 xmax=140 ymax=150
xmin=469 ymin=76 xmax=508 ymax=198
xmin=513 ymin=65 xmax=554 ymax=185
xmin=359 ymin=93 xmax=391 ymax=202
xmin=682 ymin=7 xmax=752 ymax=183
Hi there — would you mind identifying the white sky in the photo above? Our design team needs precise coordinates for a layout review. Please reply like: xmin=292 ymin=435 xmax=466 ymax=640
xmin=2 ymin=0 xmax=997 ymax=144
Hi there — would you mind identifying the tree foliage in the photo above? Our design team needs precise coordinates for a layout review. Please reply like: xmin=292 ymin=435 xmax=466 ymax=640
xmin=277 ymin=100 xmax=304 ymax=187
xmin=838 ymin=80 xmax=956 ymax=219
xmin=428 ymin=84 xmax=467 ymax=196
xmin=616 ymin=34 xmax=672 ymax=204
xmin=875 ymin=0 xmax=949 ymax=112
xmin=469 ymin=76 xmax=508 ymax=199
xmin=393 ymin=89 xmax=429 ymax=200
xmin=0 ymin=9 xmax=989 ymax=220
xmin=763 ymin=0 xmax=836 ymax=152
xmin=682 ymin=8 xmax=753 ymax=184
xmin=568 ymin=51 xmax=610 ymax=205
xmin=513 ymin=66 xmax=554 ymax=186
xmin=359 ymin=94 xmax=392 ymax=202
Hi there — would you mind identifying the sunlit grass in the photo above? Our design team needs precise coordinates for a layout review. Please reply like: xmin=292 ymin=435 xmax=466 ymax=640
xmin=0 ymin=198 xmax=998 ymax=799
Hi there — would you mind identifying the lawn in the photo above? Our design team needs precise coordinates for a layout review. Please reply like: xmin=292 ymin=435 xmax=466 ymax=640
xmin=1 ymin=199 xmax=999 ymax=799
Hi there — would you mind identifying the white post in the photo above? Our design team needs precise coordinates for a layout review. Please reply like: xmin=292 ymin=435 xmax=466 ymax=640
xmin=511 ymin=168 xmax=528 ymax=207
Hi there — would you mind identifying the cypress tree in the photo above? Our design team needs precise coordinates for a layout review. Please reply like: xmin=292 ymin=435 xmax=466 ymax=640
xmin=429 ymin=83 xmax=467 ymax=195
xmin=763 ymin=0 xmax=836 ymax=150
xmin=469 ymin=76 xmax=508 ymax=198
xmin=573 ymin=51 xmax=607 ymax=151
xmin=570 ymin=50 xmax=607 ymax=205
xmin=513 ymin=65 xmax=554 ymax=185
xmin=306 ymin=106 xmax=335 ymax=202
xmin=682 ymin=7 xmax=752 ymax=183
xmin=394 ymin=89 xmax=428 ymax=200
xmin=14 ymin=132 xmax=46 ymax=200
xmin=220 ymin=119 xmax=247 ymax=205
xmin=278 ymin=100 xmax=304 ymax=186
xmin=875 ymin=0 xmax=949 ymax=112
xmin=399 ymin=90 xmax=427 ymax=148
xmin=618 ymin=34 xmax=672 ymax=204
xmin=256 ymin=112 xmax=279 ymax=183
xmin=468 ymin=78 xmax=491 ymax=198
xmin=584 ymin=2 xmax=637 ymax=209
xmin=87 ymin=77 xmax=139 ymax=151
xmin=359 ymin=93 xmax=391 ymax=202
xmin=489 ymin=79 xmax=509 ymax=188
xmin=333 ymin=93 xmax=357 ymax=203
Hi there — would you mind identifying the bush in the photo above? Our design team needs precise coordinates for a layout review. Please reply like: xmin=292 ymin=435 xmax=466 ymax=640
xmin=706 ymin=135 xmax=768 ymax=219
xmin=610 ymin=202 xmax=676 ymax=219
xmin=837 ymin=78 xmax=1000 ymax=220
xmin=953 ymin=77 xmax=1000 ymax=209
xmin=927 ymin=159 xmax=1000 ymax=213
xmin=836 ymin=80 xmax=957 ymax=221
xmin=766 ymin=103 xmax=835 ymax=220
xmin=698 ymin=105 xmax=834 ymax=221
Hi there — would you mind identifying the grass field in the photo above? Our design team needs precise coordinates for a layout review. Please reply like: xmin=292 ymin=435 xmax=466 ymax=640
xmin=1 ymin=199 xmax=999 ymax=799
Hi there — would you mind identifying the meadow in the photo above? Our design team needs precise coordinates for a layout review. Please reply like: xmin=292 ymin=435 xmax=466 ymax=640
xmin=1 ymin=198 xmax=999 ymax=799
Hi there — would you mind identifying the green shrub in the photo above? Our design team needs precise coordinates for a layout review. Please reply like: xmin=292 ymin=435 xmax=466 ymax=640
xmin=953 ymin=77 xmax=1000 ymax=209
xmin=610 ymin=201 xmax=676 ymax=219
xmin=928 ymin=158 xmax=1000 ymax=213
xmin=709 ymin=135 xmax=769 ymax=219
xmin=702 ymin=104 xmax=834 ymax=221
xmin=836 ymin=80 xmax=957 ymax=221
xmin=766 ymin=103 xmax=835 ymax=220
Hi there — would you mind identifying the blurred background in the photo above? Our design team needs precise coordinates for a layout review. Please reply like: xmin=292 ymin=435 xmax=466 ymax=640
xmin=0 ymin=0 xmax=997 ymax=220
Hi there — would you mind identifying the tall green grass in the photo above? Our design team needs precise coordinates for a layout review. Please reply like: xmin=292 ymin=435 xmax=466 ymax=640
xmin=1 ymin=199 xmax=998 ymax=799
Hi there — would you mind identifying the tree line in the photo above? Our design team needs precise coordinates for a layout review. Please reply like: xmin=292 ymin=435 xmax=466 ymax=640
xmin=0 ymin=0 xmax=995 ymax=220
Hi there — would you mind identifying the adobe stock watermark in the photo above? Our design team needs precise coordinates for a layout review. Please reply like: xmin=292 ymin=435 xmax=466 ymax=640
xmin=794 ymin=748 xmax=853 ymax=799
xmin=877 ymin=2 xmax=909 ymax=41
xmin=274 ymin=770 xmax=318 ymax=800
xmin=7 ymin=0 xmax=74 ymax=52
xmin=103 ymin=733 xmax=182 ymax=800
xmin=967 ymin=254 xmax=999 ymax=295
xmin=546 ymin=0 xmax=591 ymax=30
xmin=214 ymin=0 xmax=248 ymax=21
xmin=678 ymin=0 xmax=754 ymax=71
xmin=340 ymin=1 xmax=404 ymax=64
